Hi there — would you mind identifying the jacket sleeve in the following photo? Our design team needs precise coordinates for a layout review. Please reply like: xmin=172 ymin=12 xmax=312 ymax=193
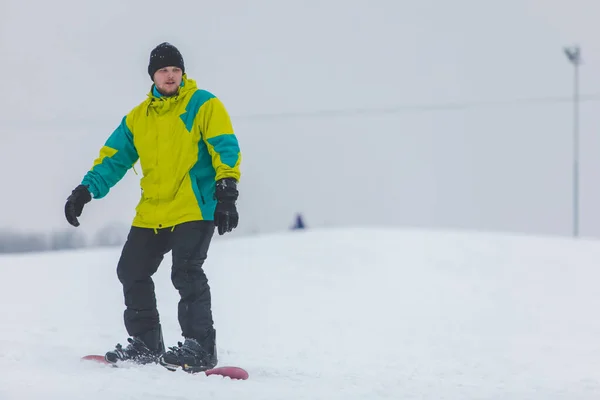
xmin=81 ymin=114 xmax=139 ymax=199
xmin=197 ymin=96 xmax=241 ymax=182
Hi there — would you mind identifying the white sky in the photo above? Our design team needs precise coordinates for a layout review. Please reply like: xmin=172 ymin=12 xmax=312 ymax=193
xmin=1 ymin=0 xmax=600 ymax=239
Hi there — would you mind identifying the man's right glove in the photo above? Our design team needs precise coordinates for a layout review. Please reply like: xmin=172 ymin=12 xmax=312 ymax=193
xmin=65 ymin=184 xmax=92 ymax=227
xmin=214 ymin=178 xmax=239 ymax=235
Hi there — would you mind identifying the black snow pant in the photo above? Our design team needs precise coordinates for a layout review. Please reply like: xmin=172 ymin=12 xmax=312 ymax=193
xmin=116 ymin=220 xmax=215 ymax=343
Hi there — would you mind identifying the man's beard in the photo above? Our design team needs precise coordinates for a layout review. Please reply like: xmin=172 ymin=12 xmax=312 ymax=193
xmin=157 ymin=84 xmax=179 ymax=97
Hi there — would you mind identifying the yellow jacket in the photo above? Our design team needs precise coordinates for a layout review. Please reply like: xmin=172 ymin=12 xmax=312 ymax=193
xmin=81 ymin=75 xmax=241 ymax=229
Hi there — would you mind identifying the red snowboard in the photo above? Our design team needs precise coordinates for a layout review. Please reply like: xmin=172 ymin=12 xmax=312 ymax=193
xmin=81 ymin=355 xmax=249 ymax=380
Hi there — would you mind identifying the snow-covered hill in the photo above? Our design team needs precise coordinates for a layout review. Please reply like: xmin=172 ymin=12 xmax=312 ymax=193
xmin=1 ymin=227 xmax=599 ymax=399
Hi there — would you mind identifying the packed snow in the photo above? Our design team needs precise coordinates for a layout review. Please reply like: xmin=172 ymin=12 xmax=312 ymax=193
xmin=1 ymin=226 xmax=599 ymax=399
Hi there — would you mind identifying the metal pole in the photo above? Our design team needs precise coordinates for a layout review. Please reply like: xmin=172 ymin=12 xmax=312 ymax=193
xmin=573 ymin=54 xmax=580 ymax=237
xmin=564 ymin=45 xmax=581 ymax=237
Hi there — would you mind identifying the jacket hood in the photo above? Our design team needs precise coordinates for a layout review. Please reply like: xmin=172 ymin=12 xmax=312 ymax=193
xmin=145 ymin=74 xmax=198 ymax=114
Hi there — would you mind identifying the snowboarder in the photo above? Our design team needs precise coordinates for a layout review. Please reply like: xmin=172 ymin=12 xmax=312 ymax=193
xmin=64 ymin=42 xmax=241 ymax=373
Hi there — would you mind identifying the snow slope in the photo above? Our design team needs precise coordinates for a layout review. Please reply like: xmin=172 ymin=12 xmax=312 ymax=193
xmin=1 ymin=227 xmax=600 ymax=399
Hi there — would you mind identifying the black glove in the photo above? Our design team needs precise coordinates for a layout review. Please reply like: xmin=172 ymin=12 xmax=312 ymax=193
xmin=65 ymin=184 xmax=92 ymax=227
xmin=214 ymin=178 xmax=239 ymax=235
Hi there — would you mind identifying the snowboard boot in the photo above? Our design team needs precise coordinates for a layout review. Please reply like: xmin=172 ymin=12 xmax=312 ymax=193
xmin=105 ymin=324 xmax=165 ymax=365
xmin=159 ymin=328 xmax=217 ymax=373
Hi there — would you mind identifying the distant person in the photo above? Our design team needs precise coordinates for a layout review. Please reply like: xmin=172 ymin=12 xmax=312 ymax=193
xmin=63 ymin=42 xmax=241 ymax=373
xmin=291 ymin=213 xmax=306 ymax=230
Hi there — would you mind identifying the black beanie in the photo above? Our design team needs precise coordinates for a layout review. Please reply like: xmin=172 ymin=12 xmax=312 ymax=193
xmin=148 ymin=42 xmax=185 ymax=79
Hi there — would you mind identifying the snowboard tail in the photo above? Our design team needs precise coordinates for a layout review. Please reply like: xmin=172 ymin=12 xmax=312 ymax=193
xmin=81 ymin=354 xmax=249 ymax=380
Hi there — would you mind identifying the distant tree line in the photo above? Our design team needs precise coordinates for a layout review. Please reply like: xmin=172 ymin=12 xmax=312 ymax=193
xmin=0 ymin=222 xmax=129 ymax=254
xmin=0 ymin=212 xmax=309 ymax=254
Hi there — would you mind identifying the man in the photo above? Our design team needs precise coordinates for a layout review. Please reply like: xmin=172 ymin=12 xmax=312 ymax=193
xmin=64 ymin=42 xmax=241 ymax=373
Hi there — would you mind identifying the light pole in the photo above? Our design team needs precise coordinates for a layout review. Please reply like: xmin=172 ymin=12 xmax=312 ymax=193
xmin=564 ymin=45 xmax=581 ymax=238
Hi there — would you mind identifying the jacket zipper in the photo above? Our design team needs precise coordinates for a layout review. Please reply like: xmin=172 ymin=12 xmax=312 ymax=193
xmin=155 ymin=123 xmax=160 ymax=226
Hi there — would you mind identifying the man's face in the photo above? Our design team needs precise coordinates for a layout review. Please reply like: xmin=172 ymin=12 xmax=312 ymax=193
xmin=153 ymin=66 xmax=183 ymax=96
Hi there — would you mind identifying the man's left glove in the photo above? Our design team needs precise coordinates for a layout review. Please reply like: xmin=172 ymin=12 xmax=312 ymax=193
xmin=65 ymin=184 xmax=92 ymax=227
xmin=214 ymin=178 xmax=239 ymax=235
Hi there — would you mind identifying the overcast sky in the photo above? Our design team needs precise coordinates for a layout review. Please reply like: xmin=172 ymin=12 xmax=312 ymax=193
xmin=1 ymin=0 xmax=600 ymax=240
